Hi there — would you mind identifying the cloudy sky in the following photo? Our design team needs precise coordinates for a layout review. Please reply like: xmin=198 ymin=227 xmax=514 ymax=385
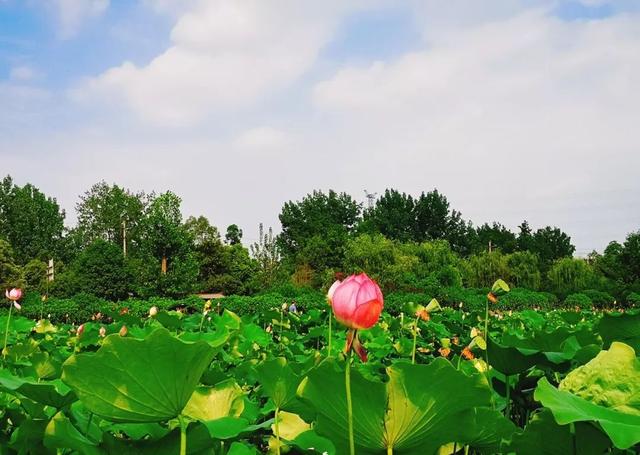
xmin=1 ymin=0 xmax=639 ymax=254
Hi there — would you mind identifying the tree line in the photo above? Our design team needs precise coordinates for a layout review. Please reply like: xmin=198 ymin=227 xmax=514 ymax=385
xmin=0 ymin=177 xmax=639 ymax=303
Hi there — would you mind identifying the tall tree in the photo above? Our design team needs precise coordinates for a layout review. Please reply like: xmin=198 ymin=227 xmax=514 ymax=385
xmin=250 ymin=223 xmax=281 ymax=289
xmin=0 ymin=175 xmax=65 ymax=262
xmin=225 ymin=224 xmax=243 ymax=245
xmin=532 ymin=226 xmax=575 ymax=269
xmin=475 ymin=222 xmax=517 ymax=254
xmin=362 ymin=189 xmax=415 ymax=242
xmin=516 ymin=220 xmax=535 ymax=252
xmin=278 ymin=190 xmax=361 ymax=272
xmin=76 ymin=181 xmax=148 ymax=252
xmin=413 ymin=189 xmax=450 ymax=242
xmin=621 ymin=231 xmax=640 ymax=283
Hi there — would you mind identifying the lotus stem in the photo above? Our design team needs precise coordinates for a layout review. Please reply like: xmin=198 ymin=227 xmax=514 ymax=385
xmin=3 ymin=304 xmax=13 ymax=361
xmin=275 ymin=406 xmax=282 ymax=455
xmin=179 ymin=415 xmax=187 ymax=455
xmin=387 ymin=444 xmax=393 ymax=455
xmin=505 ymin=375 xmax=511 ymax=419
xmin=484 ymin=299 xmax=490 ymax=367
xmin=345 ymin=350 xmax=355 ymax=455
xmin=411 ymin=316 xmax=419 ymax=364
xmin=328 ymin=311 xmax=332 ymax=356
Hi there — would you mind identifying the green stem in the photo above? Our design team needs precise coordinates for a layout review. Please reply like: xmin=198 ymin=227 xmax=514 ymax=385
xmin=411 ymin=316 xmax=419 ymax=364
xmin=179 ymin=415 xmax=187 ymax=455
xmin=345 ymin=351 xmax=355 ymax=455
xmin=3 ymin=304 xmax=13 ymax=360
xmin=484 ymin=300 xmax=490 ymax=367
xmin=387 ymin=444 xmax=393 ymax=455
xmin=275 ymin=406 xmax=281 ymax=455
xmin=198 ymin=313 xmax=205 ymax=332
xmin=505 ymin=375 xmax=511 ymax=419
xmin=328 ymin=311 xmax=332 ymax=356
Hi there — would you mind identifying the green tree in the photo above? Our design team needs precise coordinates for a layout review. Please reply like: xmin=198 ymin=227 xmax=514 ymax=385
xmin=547 ymin=257 xmax=595 ymax=297
xmin=278 ymin=190 xmax=361 ymax=274
xmin=475 ymin=222 xmax=517 ymax=254
xmin=185 ymin=216 xmax=227 ymax=292
xmin=72 ymin=239 xmax=132 ymax=300
xmin=23 ymin=259 xmax=47 ymax=293
xmin=532 ymin=226 xmax=575 ymax=270
xmin=0 ymin=239 xmax=23 ymax=290
xmin=621 ymin=231 xmax=640 ymax=283
xmin=593 ymin=241 xmax=625 ymax=284
xmin=250 ymin=223 xmax=281 ymax=290
xmin=516 ymin=220 xmax=535 ymax=251
xmin=413 ymin=189 xmax=450 ymax=242
xmin=0 ymin=175 xmax=65 ymax=263
xmin=462 ymin=251 xmax=510 ymax=288
xmin=76 ymin=181 xmax=148 ymax=252
xmin=362 ymin=189 xmax=415 ymax=241
xmin=506 ymin=251 xmax=541 ymax=290
xmin=225 ymin=224 xmax=243 ymax=245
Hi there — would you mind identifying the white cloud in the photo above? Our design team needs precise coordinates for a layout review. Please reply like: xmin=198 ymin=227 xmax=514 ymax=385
xmin=53 ymin=0 xmax=109 ymax=39
xmin=233 ymin=126 xmax=292 ymax=151
xmin=311 ymin=10 xmax=640 ymax=250
xmin=74 ymin=1 xmax=358 ymax=126
xmin=10 ymin=65 xmax=37 ymax=81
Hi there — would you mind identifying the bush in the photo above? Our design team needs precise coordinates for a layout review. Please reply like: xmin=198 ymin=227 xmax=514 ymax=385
xmin=500 ymin=288 xmax=557 ymax=311
xmin=582 ymin=289 xmax=615 ymax=309
xmin=626 ymin=292 xmax=640 ymax=307
xmin=564 ymin=293 xmax=592 ymax=310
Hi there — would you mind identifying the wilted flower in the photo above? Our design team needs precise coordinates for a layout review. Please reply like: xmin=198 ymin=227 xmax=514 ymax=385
xmin=119 ymin=325 xmax=128 ymax=337
xmin=149 ymin=306 xmax=158 ymax=317
xmin=5 ymin=288 xmax=22 ymax=301
xmin=416 ymin=308 xmax=430 ymax=321
xmin=487 ymin=292 xmax=498 ymax=304
xmin=439 ymin=347 xmax=451 ymax=358
xmin=470 ymin=327 xmax=480 ymax=338
xmin=99 ymin=326 xmax=106 ymax=337
xmin=452 ymin=336 xmax=460 ymax=346
xmin=76 ymin=324 xmax=85 ymax=337
xmin=119 ymin=307 xmax=129 ymax=315
xmin=461 ymin=347 xmax=475 ymax=360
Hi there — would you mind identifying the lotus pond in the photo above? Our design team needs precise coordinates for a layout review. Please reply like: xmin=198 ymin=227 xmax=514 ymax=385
xmin=1 ymin=294 xmax=640 ymax=454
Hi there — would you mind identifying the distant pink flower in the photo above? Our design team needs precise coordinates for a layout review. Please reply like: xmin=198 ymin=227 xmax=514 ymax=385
xmin=5 ymin=288 xmax=22 ymax=302
xmin=76 ymin=324 xmax=85 ymax=337
xmin=330 ymin=273 xmax=383 ymax=330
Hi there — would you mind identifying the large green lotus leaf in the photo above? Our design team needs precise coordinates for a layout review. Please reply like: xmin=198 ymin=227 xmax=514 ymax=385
xmin=487 ymin=337 xmax=545 ymax=375
xmin=183 ymin=380 xmax=245 ymax=421
xmin=560 ymin=341 xmax=640 ymax=415
xmin=451 ymin=407 xmax=518 ymax=454
xmin=0 ymin=369 xmax=76 ymax=408
xmin=62 ymin=328 xmax=216 ymax=422
xmin=255 ymin=357 xmax=300 ymax=409
xmin=43 ymin=411 xmax=102 ymax=455
xmin=510 ymin=409 xmax=612 ymax=455
xmin=535 ymin=377 xmax=640 ymax=449
xmin=297 ymin=358 xmax=495 ymax=454
xmin=597 ymin=311 xmax=640 ymax=351
xmin=8 ymin=418 xmax=52 ymax=454
xmin=179 ymin=327 xmax=230 ymax=348
xmin=101 ymin=421 xmax=215 ymax=455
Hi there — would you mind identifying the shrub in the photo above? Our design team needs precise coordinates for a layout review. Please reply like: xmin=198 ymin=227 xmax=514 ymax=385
xmin=564 ymin=293 xmax=592 ymax=310
xmin=626 ymin=292 xmax=640 ymax=307
xmin=582 ymin=289 xmax=615 ymax=309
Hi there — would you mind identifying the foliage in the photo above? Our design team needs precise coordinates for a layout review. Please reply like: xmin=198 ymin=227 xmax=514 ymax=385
xmin=0 ymin=238 xmax=23 ymax=289
xmin=547 ymin=258 xmax=595 ymax=297
xmin=564 ymin=293 xmax=592 ymax=310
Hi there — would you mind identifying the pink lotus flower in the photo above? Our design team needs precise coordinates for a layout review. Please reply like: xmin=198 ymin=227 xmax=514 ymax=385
xmin=327 ymin=280 xmax=341 ymax=304
xmin=76 ymin=324 xmax=85 ymax=337
xmin=330 ymin=273 xmax=383 ymax=330
xmin=5 ymin=288 xmax=22 ymax=302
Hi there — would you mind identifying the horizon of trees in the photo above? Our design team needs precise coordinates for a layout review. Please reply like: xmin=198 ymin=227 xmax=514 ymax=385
xmin=1 ymin=175 xmax=639 ymax=302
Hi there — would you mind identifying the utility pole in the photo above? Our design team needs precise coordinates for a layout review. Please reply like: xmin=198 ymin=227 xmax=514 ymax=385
xmin=488 ymin=240 xmax=493 ymax=253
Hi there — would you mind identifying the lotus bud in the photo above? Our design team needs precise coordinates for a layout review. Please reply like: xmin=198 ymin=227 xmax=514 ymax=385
xmin=330 ymin=273 xmax=383 ymax=330
xmin=99 ymin=326 xmax=106 ymax=337
xmin=119 ymin=325 xmax=128 ymax=337
xmin=327 ymin=280 xmax=341 ymax=305
xmin=5 ymin=288 xmax=22 ymax=301
xmin=149 ymin=306 xmax=158 ymax=317
xmin=76 ymin=324 xmax=85 ymax=337
xmin=281 ymin=303 xmax=288 ymax=311
xmin=13 ymin=302 xmax=21 ymax=310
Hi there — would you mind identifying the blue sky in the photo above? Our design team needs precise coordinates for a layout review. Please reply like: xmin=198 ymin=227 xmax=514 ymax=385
xmin=1 ymin=0 xmax=639 ymax=254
